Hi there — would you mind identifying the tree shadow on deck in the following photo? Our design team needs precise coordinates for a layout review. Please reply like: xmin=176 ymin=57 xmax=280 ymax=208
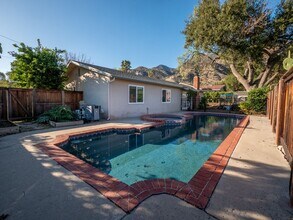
xmin=206 ymin=155 xmax=293 ymax=219
xmin=0 ymin=133 xmax=126 ymax=220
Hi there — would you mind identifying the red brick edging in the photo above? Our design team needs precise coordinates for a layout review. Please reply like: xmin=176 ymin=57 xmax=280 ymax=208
xmin=36 ymin=115 xmax=249 ymax=212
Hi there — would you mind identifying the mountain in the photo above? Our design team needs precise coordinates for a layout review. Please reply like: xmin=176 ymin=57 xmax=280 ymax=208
xmin=154 ymin=65 xmax=177 ymax=76
xmin=132 ymin=65 xmax=178 ymax=80
xmin=177 ymin=54 xmax=229 ymax=86
xmin=130 ymin=54 xmax=229 ymax=86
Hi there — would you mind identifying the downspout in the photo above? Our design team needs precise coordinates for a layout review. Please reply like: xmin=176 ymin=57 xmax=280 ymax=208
xmin=107 ymin=77 xmax=115 ymax=120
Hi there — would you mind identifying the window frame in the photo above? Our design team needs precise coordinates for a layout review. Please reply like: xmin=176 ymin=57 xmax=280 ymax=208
xmin=162 ymin=88 xmax=172 ymax=103
xmin=128 ymin=84 xmax=145 ymax=104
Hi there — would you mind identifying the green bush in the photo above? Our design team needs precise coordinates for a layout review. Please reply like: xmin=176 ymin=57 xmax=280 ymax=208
xmin=239 ymin=87 xmax=269 ymax=114
xmin=204 ymin=91 xmax=220 ymax=102
xmin=36 ymin=105 xmax=77 ymax=123
xmin=199 ymin=96 xmax=207 ymax=110
xmin=203 ymin=91 xmax=235 ymax=103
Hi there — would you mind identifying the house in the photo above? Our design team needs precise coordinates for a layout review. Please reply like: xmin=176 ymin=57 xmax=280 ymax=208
xmin=188 ymin=74 xmax=226 ymax=92
xmin=234 ymin=91 xmax=248 ymax=102
xmin=201 ymin=84 xmax=226 ymax=91
xmin=65 ymin=60 xmax=196 ymax=119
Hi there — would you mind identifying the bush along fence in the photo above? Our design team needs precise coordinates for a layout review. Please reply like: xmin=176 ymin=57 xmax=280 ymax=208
xmin=267 ymin=67 xmax=293 ymax=206
xmin=0 ymin=88 xmax=83 ymax=120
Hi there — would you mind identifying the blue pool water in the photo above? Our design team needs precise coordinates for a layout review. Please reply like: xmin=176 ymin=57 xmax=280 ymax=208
xmin=61 ymin=115 xmax=241 ymax=185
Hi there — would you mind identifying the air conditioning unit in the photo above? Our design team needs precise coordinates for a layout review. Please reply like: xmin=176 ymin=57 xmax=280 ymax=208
xmin=80 ymin=105 xmax=101 ymax=121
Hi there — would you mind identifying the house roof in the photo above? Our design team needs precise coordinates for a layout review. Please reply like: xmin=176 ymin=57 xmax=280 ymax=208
xmin=67 ymin=60 xmax=195 ymax=90
xmin=201 ymin=84 xmax=226 ymax=91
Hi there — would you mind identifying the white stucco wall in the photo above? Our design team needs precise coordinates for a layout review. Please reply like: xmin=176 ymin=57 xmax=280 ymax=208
xmin=109 ymin=79 xmax=182 ymax=119
xmin=65 ymin=67 xmax=109 ymax=117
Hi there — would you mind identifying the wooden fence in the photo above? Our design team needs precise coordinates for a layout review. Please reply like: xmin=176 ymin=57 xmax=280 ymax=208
xmin=267 ymin=67 xmax=293 ymax=206
xmin=0 ymin=88 xmax=83 ymax=120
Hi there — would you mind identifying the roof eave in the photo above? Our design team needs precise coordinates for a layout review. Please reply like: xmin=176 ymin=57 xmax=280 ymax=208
xmin=67 ymin=60 xmax=113 ymax=78
xmin=114 ymin=76 xmax=184 ymax=89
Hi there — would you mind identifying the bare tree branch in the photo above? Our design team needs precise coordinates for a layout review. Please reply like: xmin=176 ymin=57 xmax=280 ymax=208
xmin=264 ymin=72 xmax=279 ymax=86
xmin=243 ymin=12 xmax=268 ymax=35
xmin=253 ymin=72 xmax=264 ymax=84
xmin=229 ymin=63 xmax=252 ymax=91
xmin=243 ymin=68 xmax=249 ymax=78
xmin=258 ymin=66 xmax=272 ymax=87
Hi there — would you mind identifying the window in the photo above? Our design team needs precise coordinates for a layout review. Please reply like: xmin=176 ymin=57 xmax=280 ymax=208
xmin=162 ymin=89 xmax=171 ymax=103
xmin=129 ymin=85 xmax=144 ymax=103
xmin=128 ymin=134 xmax=144 ymax=150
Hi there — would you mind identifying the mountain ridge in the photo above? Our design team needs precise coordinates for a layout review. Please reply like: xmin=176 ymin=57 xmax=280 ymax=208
xmin=130 ymin=54 xmax=229 ymax=86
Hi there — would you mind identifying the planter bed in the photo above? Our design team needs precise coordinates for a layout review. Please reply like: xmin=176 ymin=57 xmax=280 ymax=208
xmin=49 ymin=120 xmax=84 ymax=128
xmin=0 ymin=120 xmax=20 ymax=136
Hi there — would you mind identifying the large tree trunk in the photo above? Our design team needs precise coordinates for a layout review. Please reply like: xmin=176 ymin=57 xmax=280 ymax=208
xmin=229 ymin=63 xmax=254 ymax=91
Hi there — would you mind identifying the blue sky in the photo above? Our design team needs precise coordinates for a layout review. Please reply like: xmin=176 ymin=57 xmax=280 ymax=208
xmin=0 ymin=0 xmax=280 ymax=73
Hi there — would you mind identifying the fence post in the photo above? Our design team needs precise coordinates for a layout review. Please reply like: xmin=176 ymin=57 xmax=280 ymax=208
xmin=268 ymin=91 xmax=272 ymax=119
xmin=272 ymin=85 xmax=279 ymax=133
xmin=32 ymin=89 xmax=36 ymax=118
xmin=5 ymin=89 xmax=10 ymax=121
xmin=270 ymin=89 xmax=274 ymax=124
xmin=267 ymin=92 xmax=270 ymax=118
xmin=61 ymin=90 xmax=65 ymax=105
xmin=276 ymin=79 xmax=285 ymax=145
xmin=270 ymin=91 xmax=272 ymax=119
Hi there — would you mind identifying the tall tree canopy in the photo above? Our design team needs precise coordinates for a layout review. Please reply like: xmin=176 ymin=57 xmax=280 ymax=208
xmin=9 ymin=40 xmax=67 ymax=89
xmin=183 ymin=0 xmax=293 ymax=91
xmin=120 ymin=60 xmax=131 ymax=72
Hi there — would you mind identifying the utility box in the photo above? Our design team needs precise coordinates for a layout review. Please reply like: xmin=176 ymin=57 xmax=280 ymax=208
xmin=82 ymin=105 xmax=101 ymax=121
xmin=92 ymin=105 xmax=100 ymax=121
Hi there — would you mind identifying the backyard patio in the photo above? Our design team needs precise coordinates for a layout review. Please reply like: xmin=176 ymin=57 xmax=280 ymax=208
xmin=0 ymin=115 xmax=291 ymax=219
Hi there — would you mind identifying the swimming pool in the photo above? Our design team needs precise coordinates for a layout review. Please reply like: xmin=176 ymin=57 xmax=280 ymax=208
xmin=39 ymin=113 xmax=249 ymax=212
xmin=61 ymin=115 xmax=241 ymax=185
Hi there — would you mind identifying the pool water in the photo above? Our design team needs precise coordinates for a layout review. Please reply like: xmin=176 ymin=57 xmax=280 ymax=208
xmin=61 ymin=115 xmax=241 ymax=185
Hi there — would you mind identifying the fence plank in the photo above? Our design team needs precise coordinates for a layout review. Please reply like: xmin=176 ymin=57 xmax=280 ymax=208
xmin=267 ymin=92 xmax=270 ymax=118
xmin=276 ymin=79 xmax=285 ymax=145
xmin=270 ymin=88 xmax=274 ymax=124
xmin=0 ymin=87 xmax=83 ymax=120
xmin=5 ymin=90 xmax=9 ymax=120
xmin=272 ymin=85 xmax=279 ymax=133
xmin=9 ymin=90 xmax=30 ymax=116
xmin=269 ymin=90 xmax=273 ymax=120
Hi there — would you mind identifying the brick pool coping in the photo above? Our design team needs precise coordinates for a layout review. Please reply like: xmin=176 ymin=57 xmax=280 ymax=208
xmin=36 ymin=114 xmax=249 ymax=213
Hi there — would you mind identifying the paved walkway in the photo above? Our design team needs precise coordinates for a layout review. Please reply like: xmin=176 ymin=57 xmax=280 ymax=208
xmin=206 ymin=116 xmax=292 ymax=219
xmin=0 ymin=116 xmax=292 ymax=219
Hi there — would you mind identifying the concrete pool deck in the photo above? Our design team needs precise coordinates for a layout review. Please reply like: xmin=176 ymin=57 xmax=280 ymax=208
xmin=0 ymin=116 xmax=292 ymax=219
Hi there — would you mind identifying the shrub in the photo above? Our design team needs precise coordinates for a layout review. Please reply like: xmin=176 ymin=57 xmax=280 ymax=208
xmin=36 ymin=105 xmax=77 ymax=123
xmin=204 ymin=91 xmax=219 ymax=102
xmin=239 ymin=87 xmax=269 ymax=114
xmin=203 ymin=91 xmax=234 ymax=103
xmin=199 ymin=96 xmax=207 ymax=110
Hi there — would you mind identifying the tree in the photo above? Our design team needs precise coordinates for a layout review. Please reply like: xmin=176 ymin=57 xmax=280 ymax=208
xmin=120 ymin=60 xmax=131 ymax=72
xmin=183 ymin=0 xmax=293 ymax=91
xmin=0 ymin=72 xmax=6 ymax=81
xmin=147 ymin=69 xmax=155 ymax=78
xmin=64 ymin=52 xmax=91 ymax=64
xmin=0 ymin=72 xmax=18 ymax=88
xmin=222 ymin=74 xmax=244 ymax=91
xmin=0 ymin=43 xmax=2 ymax=58
xmin=9 ymin=39 xmax=67 ymax=89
